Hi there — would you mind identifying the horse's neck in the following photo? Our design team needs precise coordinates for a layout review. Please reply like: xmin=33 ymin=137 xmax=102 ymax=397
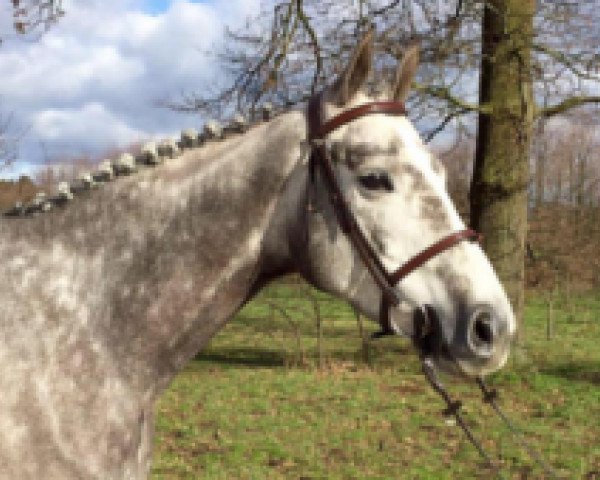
xmin=116 ymin=111 xmax=308 ymax=391
xmin=1 ymin=110 xmax=308 ymax=395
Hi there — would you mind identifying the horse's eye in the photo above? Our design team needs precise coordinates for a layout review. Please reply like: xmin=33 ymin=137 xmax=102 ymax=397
xmin=358 ymin=172 xmax=394 ymax=192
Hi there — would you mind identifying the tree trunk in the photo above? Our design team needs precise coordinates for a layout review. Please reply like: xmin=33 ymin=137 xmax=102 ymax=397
xmin=556 ymin=167 xmax=563 ymax=203
xmin=576 ymin=153 xmax=586 ymax=207
xmin=534 ymin=119 xmax=546 ymax=207
xmin=568 ymin=153 xmax=575 ymax=204
xmin=470 ymin=0 xmax=535 ymax=333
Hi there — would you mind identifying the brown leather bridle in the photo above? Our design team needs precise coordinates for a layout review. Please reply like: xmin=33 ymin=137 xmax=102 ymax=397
xmin=305 ymin=95 xmax=561 ymax=478
xmin=306 ymin=94 xmax=481 ymax=339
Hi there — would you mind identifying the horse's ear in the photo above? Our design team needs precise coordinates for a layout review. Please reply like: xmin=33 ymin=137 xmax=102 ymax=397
xmin=331 ymin=30 xmax=374 ymax=106
xmin=391 ymin=43 xmax=420 ymax=102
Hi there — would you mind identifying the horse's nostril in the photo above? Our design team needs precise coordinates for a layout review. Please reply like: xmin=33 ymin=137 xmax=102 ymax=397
xmin=468 ymin=307 xmax=496 ymax=358
xmin=474 ymin=314 xmax=493 ymax=345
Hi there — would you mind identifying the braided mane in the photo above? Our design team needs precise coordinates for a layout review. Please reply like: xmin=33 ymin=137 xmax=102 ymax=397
xmin=3 ymin=104 xmax=276 ymax=219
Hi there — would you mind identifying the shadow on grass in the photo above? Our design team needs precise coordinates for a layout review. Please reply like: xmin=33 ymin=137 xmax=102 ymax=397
xmin=195 ymin=347 xmax=287 ymax=368
xmin=540 ymin=360 xmax=600 ymax=385
xmin=194 ymin=343 xmax=416 ymax=370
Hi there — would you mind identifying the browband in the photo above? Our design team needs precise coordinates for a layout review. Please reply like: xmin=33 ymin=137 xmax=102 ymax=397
xmin=309 ymin=101 xmax=407 ymax=140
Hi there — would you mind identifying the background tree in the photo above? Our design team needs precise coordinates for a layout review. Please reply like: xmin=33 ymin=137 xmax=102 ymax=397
xmin=3 ymin=0 xmax=64 ymax=42
xmin=0 ymin=0 xmax=65 ymax=168
xmin=470 ymin=0 xmax=535 ymax=334
xmin=173 ymin=0 xmax=600 ymax=329
xmin=0 ymin=111 xmax=19 ymax=167
xmin=471 ymin=1 xmax=599 ymax=331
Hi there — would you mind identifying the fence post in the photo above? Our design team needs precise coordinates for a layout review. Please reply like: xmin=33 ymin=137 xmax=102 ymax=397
xmin=303 ymin=285 xmax=324 ymax=369
xmin=354 ymin=308 xmax=371 ymax=366
xmin=546 ymin=295 xmax=554 ymax=341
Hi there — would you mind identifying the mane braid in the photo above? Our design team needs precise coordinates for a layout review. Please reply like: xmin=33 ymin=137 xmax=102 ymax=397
xmin=2 ymin=103 xmax=278 ymax=221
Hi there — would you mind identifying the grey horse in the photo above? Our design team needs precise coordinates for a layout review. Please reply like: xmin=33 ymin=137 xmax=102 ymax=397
xmin=0 ymin=33 xmax=514 ymax=479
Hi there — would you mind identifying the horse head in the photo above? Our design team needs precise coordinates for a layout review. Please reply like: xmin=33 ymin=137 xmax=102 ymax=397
xmin=293 ymin=32 xmax=516 ymax=378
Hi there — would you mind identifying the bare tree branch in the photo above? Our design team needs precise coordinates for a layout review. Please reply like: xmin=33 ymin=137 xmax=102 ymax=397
xmin=0 ymin=110 xmax=26 ymax=169
xmin=414 ymin=83 xmax=490 ymax=114
xmin=539 ymin=96 xmax=600 ymax=118
xmin=424 ymin=107 xmax=470 ymax=143
xmin=168 ymin=0 xmax=600 ymax=142
xmin=5 ymin=0 xmax=65 ymax=42
xmin=295 ymin=0 xmax=322 ymax=94
xmin=533 ymin=43 xmax=600 ymax=82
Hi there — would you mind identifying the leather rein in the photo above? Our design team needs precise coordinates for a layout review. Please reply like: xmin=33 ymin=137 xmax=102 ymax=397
xmin=306 ymin=94 xmax=480 ymax=340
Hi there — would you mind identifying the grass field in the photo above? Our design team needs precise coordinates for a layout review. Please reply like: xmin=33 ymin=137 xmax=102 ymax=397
xmin=151 ymin=282 xmax=600 ymax=479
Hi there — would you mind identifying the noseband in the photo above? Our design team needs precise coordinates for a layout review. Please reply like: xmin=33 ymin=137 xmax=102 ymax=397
xmin=306 ymin=94 xmax=480 ymax=340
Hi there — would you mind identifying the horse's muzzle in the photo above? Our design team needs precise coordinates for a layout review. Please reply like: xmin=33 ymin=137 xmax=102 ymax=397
xmin=412 ymin=303 xmax=511 ymax=377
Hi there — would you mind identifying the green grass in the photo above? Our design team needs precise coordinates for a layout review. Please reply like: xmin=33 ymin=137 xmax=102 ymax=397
xmin=152 ymin=283 xmax=600 ymax=479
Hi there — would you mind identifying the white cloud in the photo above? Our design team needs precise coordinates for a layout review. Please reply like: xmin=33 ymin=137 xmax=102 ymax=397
xmin=32 ymin=102 xmax=145 ymax=145
xmin=0 ymin=42 xmax=146 ymax=104
xmin=0 ymin=0 xmax=262 ymax=177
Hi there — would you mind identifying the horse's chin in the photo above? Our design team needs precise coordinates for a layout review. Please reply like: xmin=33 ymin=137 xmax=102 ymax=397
xmin=456 ymin=349 xmax=511 ymax=379
xmin=427 ymin=347 xmax=510 ymax=380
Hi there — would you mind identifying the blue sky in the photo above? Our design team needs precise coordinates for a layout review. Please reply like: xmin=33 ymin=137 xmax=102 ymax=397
xmin=0 ymin=0 xmax=261 ymax=179
xmin=143 ymin=0 xmax=205 ymax=14
xmin=144 ymin=0 xmax=173 ymax=13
